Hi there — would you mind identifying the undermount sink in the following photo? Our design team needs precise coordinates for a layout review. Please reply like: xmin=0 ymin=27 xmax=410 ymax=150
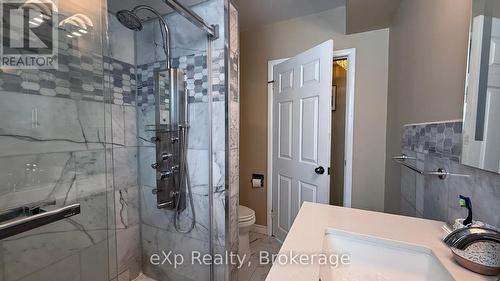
xmin=320 ymin=228 xmax=455 ymax=281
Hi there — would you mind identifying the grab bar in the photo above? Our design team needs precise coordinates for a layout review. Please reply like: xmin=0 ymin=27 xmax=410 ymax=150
xmin=0 ymin=203 xmax=80 ymax=239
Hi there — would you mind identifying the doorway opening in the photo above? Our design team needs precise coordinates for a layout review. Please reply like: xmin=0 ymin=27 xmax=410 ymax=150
xmin=330 ymin=58 xmax=348 ymax=206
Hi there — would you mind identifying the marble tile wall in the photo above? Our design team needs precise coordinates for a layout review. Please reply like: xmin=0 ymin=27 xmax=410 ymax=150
xmin=227 ymin=3 xmax=240 ymax=281
xmin=135 ymin=0 xmax=225 ymax=65
xmin=402 ymin=120 xmax=463 ymax=162
xmin=12 ymin=10 xmax=136 ymax=105
xmin=0 ymin=0 xmax=235 ymax=279
xmin=0 ymin=9 xmax=141 ymax=281
xmin=400 ymin=121 xmax=500 ymax=229
xmin=138 ymin=99 xmax=227 ymax=280
xmin=136 ymin=52 xmax=225 ymax=106
xmin=0 ymin=94 xmax=135 ymax=281
xmin=134 ymin=0 xmax=235 ymax=280
xmin=0 ymin=43 xmax=136 ymax=106
xmin=107 ymin=9 xmax=141 ymax=281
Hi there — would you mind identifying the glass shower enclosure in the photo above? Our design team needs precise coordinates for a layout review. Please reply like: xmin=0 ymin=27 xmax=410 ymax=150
xmin=0 ymin=0 xmax=239 ymax=280
xmin=0 ymin=0 xmax=116 ymax=280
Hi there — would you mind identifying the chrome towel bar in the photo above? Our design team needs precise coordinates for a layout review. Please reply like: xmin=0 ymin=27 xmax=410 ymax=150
xmin=392 ymin=154 xmax=417 ymax=161
xmin=393 ymin=155 xmax=470 ymax=180
xmin=0 ymin=203 xmax=81 ymax=240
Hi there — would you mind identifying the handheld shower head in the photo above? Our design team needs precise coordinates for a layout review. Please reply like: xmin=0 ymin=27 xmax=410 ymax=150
xmin=116 ymin=9 xmax=143 ymax=31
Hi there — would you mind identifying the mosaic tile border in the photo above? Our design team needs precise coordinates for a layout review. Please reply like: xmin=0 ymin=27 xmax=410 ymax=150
xmin=0 ymin=49 xmax=226 ymax=107
xmin=402 ymin=121 xmax=463 ymax=162
xmin=0 ymin=54 xmax=136 ymax=106
xmin=103 ymin=57 xmax=136 ymax=106
xmin=136 ymin=50 xmax=226 ymax=106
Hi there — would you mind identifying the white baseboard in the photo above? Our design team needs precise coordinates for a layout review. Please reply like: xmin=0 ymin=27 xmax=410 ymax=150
xmin=250 ymin=224 xmax=268 ymax=235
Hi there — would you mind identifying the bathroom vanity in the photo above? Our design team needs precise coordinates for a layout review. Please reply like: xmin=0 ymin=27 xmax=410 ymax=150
xmin=265 ymin=202 xmax=497 ymax=281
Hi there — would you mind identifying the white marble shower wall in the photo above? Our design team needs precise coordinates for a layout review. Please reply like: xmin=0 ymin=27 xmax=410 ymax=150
xmin=134 ymin=0 xmax=237 ymax=280
xmin=0 ymin=7 xmax=141 ymax=281
xmin=400 ymin=121 xmax=500 ymax=229
xmin=0 ymin=95 xmax=138 ymax=281
xmin=226 ymin=3 xmax=240 ymax=281
xmin=107 ymin=8 xmax=142 ymax=281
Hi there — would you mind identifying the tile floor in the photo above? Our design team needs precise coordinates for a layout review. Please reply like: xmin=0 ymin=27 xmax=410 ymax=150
xmin=132 ymin=273 xmax=156 ymax=281
xmin=131 ymin=232 xmax=281 ymax=281
xmin=238 ymin=232 xmax=282 ymax=281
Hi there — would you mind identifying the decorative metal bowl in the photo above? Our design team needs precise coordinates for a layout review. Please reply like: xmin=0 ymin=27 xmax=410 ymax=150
xmin=451 ymin=241 xmax=500 ymax=276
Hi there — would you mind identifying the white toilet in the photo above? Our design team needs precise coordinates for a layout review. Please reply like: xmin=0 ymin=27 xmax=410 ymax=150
xmin=238 ymin=205 xmax=256 ymax=263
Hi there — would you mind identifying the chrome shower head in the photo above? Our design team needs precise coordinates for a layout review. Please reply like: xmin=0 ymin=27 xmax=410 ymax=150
xmin=116 ymin=9 xmax=143 ymax=31
xmin=116 ymin=5 xmax=171 ymax=69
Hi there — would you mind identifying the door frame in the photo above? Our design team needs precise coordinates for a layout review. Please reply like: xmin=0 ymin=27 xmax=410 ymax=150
xmin=267 ymin=48 xmax=356 ymax=236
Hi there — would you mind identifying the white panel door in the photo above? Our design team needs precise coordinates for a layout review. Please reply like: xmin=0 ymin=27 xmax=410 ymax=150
xmin=272 ymin=40 xmax=333 ymax=241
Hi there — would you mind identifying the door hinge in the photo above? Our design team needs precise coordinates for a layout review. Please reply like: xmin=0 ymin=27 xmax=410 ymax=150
xmin=327 ymin=167 xmax=331 ymax=175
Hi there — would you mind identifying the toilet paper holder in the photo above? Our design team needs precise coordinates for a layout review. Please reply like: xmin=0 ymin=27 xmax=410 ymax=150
xmin=251 ymin=174 xmax=264 ymax=188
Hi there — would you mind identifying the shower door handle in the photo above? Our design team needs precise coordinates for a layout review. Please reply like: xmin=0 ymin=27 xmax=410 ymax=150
xmin=0 ymin=203 xmax=80 ymax=240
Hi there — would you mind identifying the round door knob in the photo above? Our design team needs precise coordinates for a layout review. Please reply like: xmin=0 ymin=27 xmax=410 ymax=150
xmin=315 ymin=166 xmax=325 ymax=174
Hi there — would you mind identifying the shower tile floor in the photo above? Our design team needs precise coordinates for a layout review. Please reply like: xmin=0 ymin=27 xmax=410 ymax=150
xmin=238 ymin=232 xmax=282 ymax=281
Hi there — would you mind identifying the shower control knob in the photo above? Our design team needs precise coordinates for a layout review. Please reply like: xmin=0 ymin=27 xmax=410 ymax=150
xmin=171 ymin=137 xmax=179 ymax=143
xmin=161 ymin=153 xmax=173 ymax=161
xmin=158 ymin=171 xmax=172 ymax=180
xmin=151 ymin=163 xmax=160 ymax=169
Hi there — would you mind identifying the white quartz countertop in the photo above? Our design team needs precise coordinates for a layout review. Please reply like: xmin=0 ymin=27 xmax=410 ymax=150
xmin=265 ymin=202 xmax=497 ymax=281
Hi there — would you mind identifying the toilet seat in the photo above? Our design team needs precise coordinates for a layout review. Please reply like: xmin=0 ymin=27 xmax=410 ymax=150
xmin=239 ymin=205 xmax=255 ymax=222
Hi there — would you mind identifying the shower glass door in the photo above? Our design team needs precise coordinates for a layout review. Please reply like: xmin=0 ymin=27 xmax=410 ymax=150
xmin=0 ymin=0 xmax=117 ymax=280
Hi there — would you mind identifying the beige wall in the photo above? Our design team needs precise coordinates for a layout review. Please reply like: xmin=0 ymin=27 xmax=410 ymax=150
xmin=384 ymin=0 xmax=471 ymax=214
xmin=240 ymin=6 xmax=389 ymax=226
xmin=346 ymin=0 xmax=400 ymax=34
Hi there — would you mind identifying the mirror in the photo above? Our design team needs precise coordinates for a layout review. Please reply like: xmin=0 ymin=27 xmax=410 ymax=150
xmin=462 ymin=0 xmax=500 ymax=173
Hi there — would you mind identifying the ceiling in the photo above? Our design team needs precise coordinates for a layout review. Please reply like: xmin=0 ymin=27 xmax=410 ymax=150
xmin=233 ymin=0 xmax=346 ymax=31
xmin=108 ymin=0 xmax=398 ymax=34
